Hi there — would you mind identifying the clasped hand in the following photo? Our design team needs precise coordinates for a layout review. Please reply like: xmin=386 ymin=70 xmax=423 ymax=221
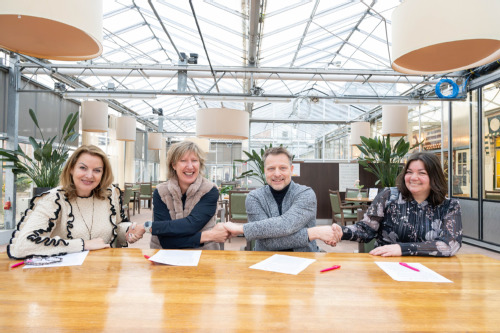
xmin=126 ymin=222 xmax=146 ymax=244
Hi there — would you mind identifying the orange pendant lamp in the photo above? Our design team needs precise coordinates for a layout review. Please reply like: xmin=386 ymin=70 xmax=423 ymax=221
xmin=392 ymin=0 xmax=500 ymax=74
xmin=0 ymin=0 xmax=103 ymax=61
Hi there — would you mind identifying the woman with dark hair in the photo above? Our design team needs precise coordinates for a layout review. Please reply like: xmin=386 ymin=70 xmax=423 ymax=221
xmin=333 ymin=152 xmax=462 ymax=257
xmin=8 ymin=145 xmax=137 ymax=259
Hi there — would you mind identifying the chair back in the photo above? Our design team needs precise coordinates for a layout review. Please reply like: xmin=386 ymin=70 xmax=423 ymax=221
xmin=329 ymin=190 xmax=342 ymax=214
xmin=345 ymin=188 xmax=368 ymax=199
xmin=140 ymin=183 xmax=152 ymax=196
xmin=228 ymin=190 xmax=249 ymax=223
xmin=122 ymin=188 xmax=133 ymax=205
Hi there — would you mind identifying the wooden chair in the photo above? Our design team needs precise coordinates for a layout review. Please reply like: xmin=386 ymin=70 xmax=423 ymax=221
xmin=344 ymin=188 xmax=368 ymax=211
xmin=138 ymin=182 xmax=153 ymax=214
xmin=228 ymin=190 xmax=252 ymax=250
xmin=122 ymin=187 xmax=134 ymax=219
xmin=329 ymin=190 xmax=357 ymax=226
xmin=228 ymin=190 xmax=250 ymax=223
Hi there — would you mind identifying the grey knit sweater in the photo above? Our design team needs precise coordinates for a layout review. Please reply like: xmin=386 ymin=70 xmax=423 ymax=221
xmin=243 ymin=181 xmax=319 ymax=252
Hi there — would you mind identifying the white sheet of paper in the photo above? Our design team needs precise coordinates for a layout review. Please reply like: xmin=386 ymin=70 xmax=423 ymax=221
xmin=149 ymin=250 xmax=202 ymax=266
xmin=249 ymin=254 xmax=316 ymax=275
xmin=375 ymin=262 xmax=452 ymax=283
xmin=23 ymin=251 xmax=89 ymax=269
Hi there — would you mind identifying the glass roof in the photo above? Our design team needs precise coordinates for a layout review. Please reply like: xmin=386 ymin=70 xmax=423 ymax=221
xmin=14 ymin=0 xmax=455 ymax=155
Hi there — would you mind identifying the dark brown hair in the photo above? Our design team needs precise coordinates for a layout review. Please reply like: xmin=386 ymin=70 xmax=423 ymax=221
xmin=396 ymin=152 xmax=447 ymax=206
xmin=60 ymin=145 xmax=113 ymax=200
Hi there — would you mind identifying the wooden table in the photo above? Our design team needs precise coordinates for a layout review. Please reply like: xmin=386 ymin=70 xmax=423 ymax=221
xmin=1 ymin=249 xmax=500 ymax=332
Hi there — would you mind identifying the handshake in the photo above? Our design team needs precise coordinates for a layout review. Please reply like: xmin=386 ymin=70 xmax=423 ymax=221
xmin=125 ymin=221 xmax=255 ymax=245
xmin=126 ymin=221 xmax=344 ymax=247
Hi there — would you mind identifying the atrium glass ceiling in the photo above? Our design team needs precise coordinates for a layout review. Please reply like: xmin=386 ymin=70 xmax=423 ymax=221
xmin=13 ymin=0 xmax=458 ymax=154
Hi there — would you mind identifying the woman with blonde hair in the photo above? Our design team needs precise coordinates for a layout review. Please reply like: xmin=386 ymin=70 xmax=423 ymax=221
xmin=130 ymin=141 xmax=228 ymax=249
xmin=8 ymin=145 xmax=137 ymax=259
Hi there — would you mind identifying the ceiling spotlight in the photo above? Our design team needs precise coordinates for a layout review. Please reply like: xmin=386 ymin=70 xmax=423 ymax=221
xmin=188 ymin=53 xmax=198 ymax=64
xmin=180 ymin=52 xmax=198 ymax=64
xmin=54 ymin=82 xmax=66 ymax=92
xmin=152 ymin=108 xmax=163 ymax=116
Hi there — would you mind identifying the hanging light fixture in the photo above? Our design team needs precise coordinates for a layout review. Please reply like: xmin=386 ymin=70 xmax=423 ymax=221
xmin=350 ymin=122 xmax=370 ymax=146
xmin=196 ymin=108 xmax=249 ymax=140
xmin=116 ymin=116 xmax=136 ymax=141
xmin=81 ymin=101 xmax=107 ymax=132
xmin=381 ymin=106 xmax=408 ymax=137
xmin=0 ymin=0 xmax=103 ymax=61
xmin=391 ymin=0 xmax=500 ymax=74
xmin=185 ymin=137 xmax=210 ymax=153
xmin=148 ymin=132 xmax=163 ymax=150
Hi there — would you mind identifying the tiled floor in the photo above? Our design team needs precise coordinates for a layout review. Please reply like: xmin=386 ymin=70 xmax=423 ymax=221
xmin=3 ymin=208 xmax=500 ymax=261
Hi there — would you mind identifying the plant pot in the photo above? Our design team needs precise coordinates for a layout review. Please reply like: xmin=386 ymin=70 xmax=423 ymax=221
xmin=33 ymin=187 xmax=52 ymax=197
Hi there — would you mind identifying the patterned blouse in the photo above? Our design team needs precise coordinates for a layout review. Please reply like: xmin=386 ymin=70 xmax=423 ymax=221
xmin=341 ymin=188 xmax=462 ymax=256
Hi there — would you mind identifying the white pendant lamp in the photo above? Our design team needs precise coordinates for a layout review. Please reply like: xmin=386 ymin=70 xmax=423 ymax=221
xmin=196 ymin=108 xmax=249 ymax=140
xmin=148 ymin=132 xmax=163 ymax=150
xmin=185 ymin=137 xmax=210 ymax=153
xmin=116 ymin=116 xmax=136 ymax=141
xmin=0 ymin=0 xmax=103 ymax=61
xmin=350 ymin=122 xmax=370 ymax=146
xmin=81 ymin=101 xmax=108 ymax=132
xmin=381 ymin=106 xmax=408 ymax=137
xmin=392 ymin=0 xmax=500 ymax=74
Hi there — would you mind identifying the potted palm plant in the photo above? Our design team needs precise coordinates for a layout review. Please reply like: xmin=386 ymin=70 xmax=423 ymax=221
xmin=356 ymin=134 xmax=420 ymax=188
xmin=0 ymin=108 xmax=79 ymax=195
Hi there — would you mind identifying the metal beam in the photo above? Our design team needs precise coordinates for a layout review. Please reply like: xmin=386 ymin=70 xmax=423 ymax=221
xmin=247 ymin=0 xmax=260 ymax=65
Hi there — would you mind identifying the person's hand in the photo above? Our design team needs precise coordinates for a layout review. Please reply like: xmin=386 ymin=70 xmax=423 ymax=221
xmin=369 ymin=244 xmax=402 ymax=257
xmin=200 ymin=223 xmax=230 ymax=243
xmin=308 ymin=226 xmax=338 ymax=246
xmin=84 ymin=238 xmax=111 ymax=251
xmin=127 ymin=222 xmax=145 ymax=244
xmin=332 ymin=223 xmax=343 ymax=243
xmin=223 ymin=222 xmax=244 ymax=237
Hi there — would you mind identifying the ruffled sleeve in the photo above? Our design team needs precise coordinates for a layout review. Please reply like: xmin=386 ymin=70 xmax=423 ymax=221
xmin=7 ymin=190 xmax=84 ymax=259
xmin=110 ymin=185 xmax=131 ymax=248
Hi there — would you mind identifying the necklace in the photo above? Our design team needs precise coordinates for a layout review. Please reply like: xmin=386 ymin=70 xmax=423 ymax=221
xmin=75 ymin=196 xmax=95 ymax=239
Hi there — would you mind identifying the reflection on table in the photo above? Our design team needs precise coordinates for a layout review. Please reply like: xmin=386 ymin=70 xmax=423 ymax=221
xmin=1 ymin=249 xmax=500 ymax=331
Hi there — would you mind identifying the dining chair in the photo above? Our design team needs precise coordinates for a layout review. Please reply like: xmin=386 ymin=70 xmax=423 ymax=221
xmin=344 ymin=187 xmax=368 ymax=212
xmin=122 ymin=187 xmax=134 ymax=219
xmin=138 ymin=182 xmax=153 ymax=214
xmin=228 ymin=190 xmax=253 ymax=250
xmin=329 ymin=190 xmax=357 ymax=226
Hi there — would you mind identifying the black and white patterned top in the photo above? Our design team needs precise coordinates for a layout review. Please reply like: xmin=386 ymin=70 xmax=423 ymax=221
xmin=342 ymin=188 xmax=462 ymax=256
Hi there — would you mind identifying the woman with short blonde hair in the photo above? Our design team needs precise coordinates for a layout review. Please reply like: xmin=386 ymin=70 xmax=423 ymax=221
xmin=130 ymin=141 xmax=229 ymax=249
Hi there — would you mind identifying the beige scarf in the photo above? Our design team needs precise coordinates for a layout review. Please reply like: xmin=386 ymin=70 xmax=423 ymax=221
xmin=150 ymin=176 xmax=219 ymax=249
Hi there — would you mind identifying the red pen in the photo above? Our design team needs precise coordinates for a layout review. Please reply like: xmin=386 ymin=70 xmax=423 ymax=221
xmin=144 ymin=255 xmax=151 ymax=260
xmin=320 ymin=265 xmax=341 ymax=273
xmin=10 ymin=261 xmax=25 ymax=268
xmin=399 ymin=262 xmax=420 ymax=272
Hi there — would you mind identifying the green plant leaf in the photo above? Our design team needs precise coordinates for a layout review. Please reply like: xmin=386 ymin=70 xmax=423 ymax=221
xmin=29 ymin=109 xmax=40 ymax=129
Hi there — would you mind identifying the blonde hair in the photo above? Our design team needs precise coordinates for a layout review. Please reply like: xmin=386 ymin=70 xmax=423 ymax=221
xmin=166 ymin=141 xmax=206 ymax=180
xmin=60 ymin=145 xmax=114 ymax=200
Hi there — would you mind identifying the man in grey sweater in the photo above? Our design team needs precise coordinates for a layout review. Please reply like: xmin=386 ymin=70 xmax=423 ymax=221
xmin=224 ymin=147 xmax=338 ymax=251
